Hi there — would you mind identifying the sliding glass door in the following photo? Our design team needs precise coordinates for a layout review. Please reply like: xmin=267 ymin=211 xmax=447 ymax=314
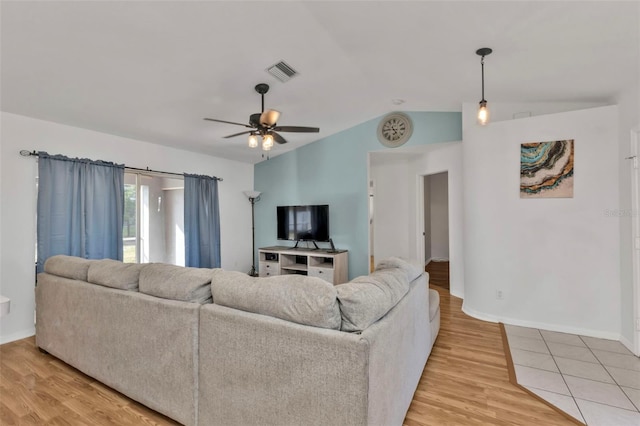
xmin=123 ymin=172 xmax=185 ymax=266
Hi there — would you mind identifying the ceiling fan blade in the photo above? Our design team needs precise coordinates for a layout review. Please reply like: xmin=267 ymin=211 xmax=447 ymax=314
xmin=204 ymin=118 xmax=252 ymax=128
xmin=272 ymin=132 xmax=287 ymax=144
xmin=273 ymin=126 xmax=320 ymax=133
xmin=223 ymin=130 xmax=253 ymax=139
xmin=260 ymin=110 xmax=281 ymax=127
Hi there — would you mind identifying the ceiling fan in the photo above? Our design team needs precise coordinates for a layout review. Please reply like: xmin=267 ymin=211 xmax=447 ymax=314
xmin=204 ymin=83 xmax=319 ymax=151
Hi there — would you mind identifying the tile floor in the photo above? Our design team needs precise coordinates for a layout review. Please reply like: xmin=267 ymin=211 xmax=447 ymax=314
xmin=504 ymin=325 xmax=640 ymax=426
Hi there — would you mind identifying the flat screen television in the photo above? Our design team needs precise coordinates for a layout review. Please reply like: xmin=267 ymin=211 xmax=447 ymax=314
xmin=277 ymin=205 xmax=329 ymax=242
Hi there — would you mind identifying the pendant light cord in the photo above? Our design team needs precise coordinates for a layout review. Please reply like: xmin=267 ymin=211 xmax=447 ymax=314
xmin=481 ymin=55 xmax=485 ymax=102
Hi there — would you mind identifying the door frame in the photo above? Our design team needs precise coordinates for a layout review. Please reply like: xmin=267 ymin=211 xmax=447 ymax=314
xmin=416 ymin=170 xmax=450 ymax=270
xmin=630 ymin=127 xmax=640 ymax=355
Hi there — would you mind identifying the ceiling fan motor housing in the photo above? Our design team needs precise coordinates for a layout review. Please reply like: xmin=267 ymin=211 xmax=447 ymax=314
xmin=249 ymin=113 xmax=262 ymax=127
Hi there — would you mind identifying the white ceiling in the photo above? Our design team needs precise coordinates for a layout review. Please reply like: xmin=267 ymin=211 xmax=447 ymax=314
xmin=2 ymin=1 xmax=638 ymax=164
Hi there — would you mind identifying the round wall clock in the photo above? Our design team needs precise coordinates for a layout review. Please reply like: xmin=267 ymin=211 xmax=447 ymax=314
xmin=377 ymin=112 xmax=413 ymax=148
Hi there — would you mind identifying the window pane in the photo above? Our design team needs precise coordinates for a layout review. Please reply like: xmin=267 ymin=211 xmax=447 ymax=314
xmin=123 ymin=180 xmax=137 ymax=263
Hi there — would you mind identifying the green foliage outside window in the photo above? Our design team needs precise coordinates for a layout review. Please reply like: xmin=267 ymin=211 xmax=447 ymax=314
xmin=123 ymin=184 xmax=136 ymax=238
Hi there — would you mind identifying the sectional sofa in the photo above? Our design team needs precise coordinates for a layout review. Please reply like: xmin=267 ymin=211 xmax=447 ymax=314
xmin=35 ymin=255 xmax=440 ymax=426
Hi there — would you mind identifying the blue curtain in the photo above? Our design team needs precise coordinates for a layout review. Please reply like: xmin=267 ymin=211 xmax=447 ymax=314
xmin=184 ymin=173 xmax=221 ymax=268
xmin=36 ymin=152 xmax=124 ymax=272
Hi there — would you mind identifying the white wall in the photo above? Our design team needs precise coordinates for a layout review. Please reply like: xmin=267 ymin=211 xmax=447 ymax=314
xmin=462 ymin=105 xmax=621 ymax=338
xmin=369 ymin=142 xmax=464 ymax=298
xmin=0 ymin=112 xmax=254 ymax=344
xmin=370 ymin=154 xmax=412 ymax=262
xmin=429 ymin=172 xmax=449 ymax=260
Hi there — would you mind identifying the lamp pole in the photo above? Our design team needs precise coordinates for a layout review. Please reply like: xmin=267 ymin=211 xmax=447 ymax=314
xmin=243 ymin=191 xmax=261 ymax=276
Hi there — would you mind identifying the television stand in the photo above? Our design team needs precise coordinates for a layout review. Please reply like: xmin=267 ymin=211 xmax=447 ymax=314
xmin=293 ymin=240 xmax=319 ymax=249
xmin=258 ymin=246 xmax=349 ymax=285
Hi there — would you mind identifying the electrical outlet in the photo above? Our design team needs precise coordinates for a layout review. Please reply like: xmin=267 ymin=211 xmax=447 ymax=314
xmin=496 ymin=290 xmax=503 ymax=300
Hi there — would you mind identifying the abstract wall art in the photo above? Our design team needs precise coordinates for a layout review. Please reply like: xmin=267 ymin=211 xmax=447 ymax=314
xmin=520 ymin=140 xmax=574 ymax=198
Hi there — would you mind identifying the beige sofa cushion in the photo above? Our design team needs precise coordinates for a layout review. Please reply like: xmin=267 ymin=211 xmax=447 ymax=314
xmin=336 ymin=267 xmax=410 ymax=332
xmin=44 ymin=255 xmax=93 ymax=281
xmin=87 ymin=259 xmax=145 ymax=291
xmin=375 ymin=256 xmax=423 ymax=282
xmin=210 ymin=270 xmax=341 ymax=330
xmin=139 ymin=264 xmax=212 ymax=304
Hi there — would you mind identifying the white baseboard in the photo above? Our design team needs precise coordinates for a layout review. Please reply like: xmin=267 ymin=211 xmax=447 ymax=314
xmin=430 ymin=257 xmax=449 ymax=262
xmin=450 ymin=288 xmax=464 ymax=299
xmin=461 ymin=304 xmax=500 ymax=323
xmin=1 ymin=327 xmax=35 ymax=345
xmin=620 ymin=335 xmax=638 ymax=356
xmin=460 ymin=305 xmax=621 ymax=341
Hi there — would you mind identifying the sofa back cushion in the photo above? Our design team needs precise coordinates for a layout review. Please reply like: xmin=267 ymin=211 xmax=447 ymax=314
xmin=87 ymin=259 xmax=145 ymax=291
xmin=375 ymin=256 xmax=423 ymax=282
xmin=336 ymin=267 xmax=411 ymax=332
xmin=139 ymin=264 xmax=212 ymax=304
xmin=43 ymin=255 xmax=92 ymax=281
xmin=210 ymin=270 xmax=341 ymax=330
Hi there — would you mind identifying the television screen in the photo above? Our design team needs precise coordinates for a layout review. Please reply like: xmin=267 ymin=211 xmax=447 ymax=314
xmin=277 ymin=205 xmax=329 ymax=242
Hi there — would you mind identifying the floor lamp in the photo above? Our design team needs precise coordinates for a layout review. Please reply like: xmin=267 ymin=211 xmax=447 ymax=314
xmin=243 ymin=190 xmax=262 ymax=276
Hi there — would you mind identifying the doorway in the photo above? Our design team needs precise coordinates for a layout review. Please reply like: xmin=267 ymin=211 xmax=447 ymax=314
xmin=423 ymin=172 xmax=450 ymax=290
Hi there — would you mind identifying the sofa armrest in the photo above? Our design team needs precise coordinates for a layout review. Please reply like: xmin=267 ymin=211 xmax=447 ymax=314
xmin=198 ymin=304 xmax=369 ymax=426
xmin=360 ymin=273 xmax=432 ymax=426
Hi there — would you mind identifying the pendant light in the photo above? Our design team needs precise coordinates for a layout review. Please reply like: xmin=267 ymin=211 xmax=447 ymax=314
xmin=247 ymin=133 xmax=258 ymax=148
xmin=476 ymin=47 xmax=492 ymax=126
xmin=262 ymin=133 xmax=274 ymax=151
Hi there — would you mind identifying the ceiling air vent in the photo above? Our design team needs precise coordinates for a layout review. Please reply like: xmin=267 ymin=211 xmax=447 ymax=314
xmin=266 ymin=61 xmax=298 ymax=83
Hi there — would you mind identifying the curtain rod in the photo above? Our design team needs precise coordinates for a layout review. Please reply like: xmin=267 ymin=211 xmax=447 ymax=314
xmin=19 ymin=150 xmax=223 ymax=181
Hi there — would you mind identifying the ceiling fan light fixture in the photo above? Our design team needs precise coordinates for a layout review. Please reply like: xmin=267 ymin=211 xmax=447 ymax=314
xmin=260 ymin=110 xmax=280 ymax=127
xmin=248 ymin=133 xmax=258 ymax=148
xmin=204 ymin=83 xmax=319 ymax=152
xmin=262 ymin=133 xmax=274 ymax=151
xmin=476 ymin=47 xmax=492 ymax=126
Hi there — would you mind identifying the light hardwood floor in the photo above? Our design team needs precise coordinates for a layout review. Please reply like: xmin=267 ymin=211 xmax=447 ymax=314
xmin=425 ymin=260 xmax=450 ymax=289
xmin=0 ymin=287 xmax=574 ymax=425
xmin=406 ymin=286 xmax=574 ymax=425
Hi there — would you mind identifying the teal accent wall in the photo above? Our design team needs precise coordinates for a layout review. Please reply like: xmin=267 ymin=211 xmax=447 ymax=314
xmin=254 ymin=111 xmax=462 ymax=279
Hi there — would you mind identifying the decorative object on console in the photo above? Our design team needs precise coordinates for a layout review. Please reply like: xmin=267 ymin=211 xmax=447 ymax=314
xmin=520 ymin=140 xmax=574 ymax=198
xmin=243 ymin=190 xmax=262 ymax=276
xmin=204 ymin=83 xmax=319 ymax=151
xmin=377 ymin=112 xmax=413 ymax=148
xmin=476 ymin=47 xmax=493 ymax=125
